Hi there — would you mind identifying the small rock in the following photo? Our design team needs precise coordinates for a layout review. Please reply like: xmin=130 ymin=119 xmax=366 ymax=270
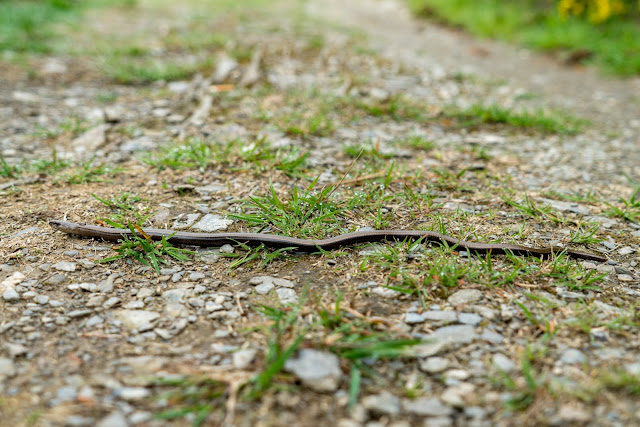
xmin=372 ymin=286 xmax=401 ymax=298
xmin=553 ymin=403 xmax=591 ymax=424
xmin=362 ymin=391 xmax=401 ymax=415
xmin=479 ymin=330 xmax=504 ymax=344
xmin=68 ymin=309 xmax=92 ymax=318
xmin=441 ymin=383 xmax=475 ymax=407
xmin=420 ymin=357 xmax=449 ymax=373
xmin=103 ymin=297 xmax=121 ymax=309
xmin=2 ymin=288 xmax=20 ymax=302
xmin=72 ymin=124 xmax=108 ymax=156
xmin=192 ymin=214 xmax=233 ymax=232
xmin=118 ymin=386 xmax=150 ymax=401
xmin=79 ymin=282 xmax=98 ymax=292
xmin=189 ymin=272 xmax=205 ymax=281
xmin=249 ymin=276 xmax=295 ymax=288
xmin=1 ymin=271 xmax=25 ymax=289
xmin=0 ymin=357 xmax=16 ymax=376
xmin=56 ymin=386 xmax=77 ymax=402
xmin=12 ymin=91 xmax=40 ymax=103
xmin=53 ymin=261 xmax=76 ymax=272
xmin=492 ymin=353 xmax=516 ymax=372
xmin=560 ymin=349 xmax=586 ymax=365
xmin=618 ymin=246 xmax=635 ymax=256
xmin=444 ymin=369 xmax=470 ymax=381
xmin=432 ymin=325 xmax=476 ymax=344
xmin=219 ymin=244 xmax=234 ymax=254
xmin=448 ymin=289 xmax=482 ymax=305
xmin=457 ymin=313 xmax=482 ymax=326
xmin=590 ymin=327 xmax=610 ymax=342
xmin=42 ymin=59 xmax=68 ymax=74
xmin=34 ymin=295 xmax=49 ymax=305
xmin=254 ymin=282 xmax=274 ymax=295
xmin=96 ymin=411 xmax=128 ymax=427
xmin=402 ymin=397 xmax=453 ymax=416
xmin=414 ymin=340 xmax=447 ymax=357
xmin=129 ymin=411 xmax=152 ymax=424
xmin=85 ymin=315 xmax=104 ymax=327
xmin=164 ymin=302 xmax=188 ymax=318
xmin=205 ymin=302 xmax=224 ymax=312
xmin=4 ymin=342 xmax=28 ymax=357
xmin=284 ymin=349 xmax=342 ymax=392
xmin=233 ymin=349 xmax=257 ymax=369
xmin=114 ymin=310 xmax=160 ymax=330
xmin=276 ymin=288 xmax=297 ymax=304
xmin=423 ymin=311 xmax=458 ymax=323
xmin=162 ymin=288 xmax=187 ymax=303
xmin=405 ymin=312 xmax=425 ymax=324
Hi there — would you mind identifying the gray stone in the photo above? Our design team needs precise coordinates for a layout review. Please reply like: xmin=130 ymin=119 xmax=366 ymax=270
xmin=189 ymin=272 xmax=205 ymax=281
xmin=560 ymin=349 xmax=586 ymax=365
xmin=72 ymin=124 xmax=109 ymax=155
xmin=205 ymin=302 xmax=224 ymax=312
xmin=219 ymin=244 xmax=235 ymax=254
xmin=249 ymin=276 xmax=295 ymax=288
xmin=402 ymin=397 xmax=453 ymax=416
xmin=432 ymin=325 xmax=476 ymax=344
xmin=618 ymin=246 xmax=635 ymax=256
xmin=458 ymin=313 xmax=482 ymax=326
xmin=284 ymin=349 xmax=342 ymax=392
xmin=129 ymin=411 xmax=152 ymax=424
xmin=96 ymin=411 xmax=128 ymax=427
xmin=0 ymin=357 xmax=16 ymax=376
xmin=68 ymin=309 xmax=92 ymax=318
xmin=4 ymin=342 xmax=28 ymax=357
xmin=624 ymin=362 xmax=640 ymax=375
xmin=114 ymin=310 xmax=160 ymax=330
xmin=479 ymin=330 xmax=504 ymax=344
xmin=173 ymin=213 xmax=200 ymax=229
xmin=34 ymin=295 xmax=49 ymax=305
xmin=192 ymin=214 xmax=233 ymax=232
xmin=421 ymin=417 xmax=452 ymax=427
xmin=423 ymin=311 xmax=458 ymax=322
xmin=492 ymin=353 xmax=516 ymax=372
xmin=56 ymin=386 xmax=77 ymax=402
xmin=53 ymin=261 xmax=76 ymax=272
xmin=415 ymin=340 xmax=447 ymax=357
xmin=85 ymin=315 xmax=104 ymax=327
xmin=420 ymin=357 xmax=449 ymax=373
xmin=552 ymin=404 xmax=591 ymax=424
xmin=405 ymin=312 xmax=426 ymax=324
xmin=79 ymin=282 xmax=98 ymax=292
xmin=2 ymin=288 xmax=20 ymax=302
xmin=441 ymin=383 xmax=475 ymax=407
xmin=164 ymin=302 xmax=188 ymax=318
xmin=103 ymin=297 xmax=121 ymax=309
xmin=372 ymin=286 xmax=401 ymax=298
xmin=448 ymin=289 xmax=482 ymax=305
xmin=276 ymin=288 xmax=298 ymax=304
xmin=233 ymin=348 xmax=257 ymax=369
xmin=362 ymin=391 xmax=401 ymax=415
xmin=118 ymin=386 xmax=151 ymax=401
xmin=254 ymin=282 xmax=274 ymax=295
xmin=162 ymin=289 xmax=186 ymax=303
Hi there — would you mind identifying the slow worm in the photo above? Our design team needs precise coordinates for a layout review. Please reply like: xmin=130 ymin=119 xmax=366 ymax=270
xmin=49 ymin=220 xmax=607 ymax=262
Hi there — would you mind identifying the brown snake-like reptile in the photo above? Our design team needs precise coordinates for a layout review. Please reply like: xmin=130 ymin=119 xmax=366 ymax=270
xmin=49 ymin=220 xmax=607 ymax=262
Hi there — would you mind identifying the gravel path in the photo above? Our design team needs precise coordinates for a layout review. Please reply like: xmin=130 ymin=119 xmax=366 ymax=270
xmin=1 ymin=1 xmax=639 ymax=426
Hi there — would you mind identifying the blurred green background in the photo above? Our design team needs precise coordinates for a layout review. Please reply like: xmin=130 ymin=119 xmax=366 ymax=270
xmin=1 ymin=0 xmax=639 ymax=76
